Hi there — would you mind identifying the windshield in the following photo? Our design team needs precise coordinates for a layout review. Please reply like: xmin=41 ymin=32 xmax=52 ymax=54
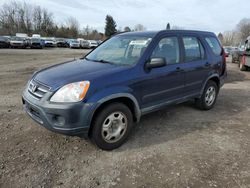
xmin=71 ymin=40 xmax=78 ymax=43
xmin=86 ymin=36 xmax=152 ymax=65
xmin=11 ymin=37 xmax=23 ymax=41
xmin=31 ymin=38 xmax=40 ymax=42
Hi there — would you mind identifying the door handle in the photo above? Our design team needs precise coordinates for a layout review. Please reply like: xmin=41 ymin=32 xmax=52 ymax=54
xmin=176 ymin=67 xmax=182 ymax=72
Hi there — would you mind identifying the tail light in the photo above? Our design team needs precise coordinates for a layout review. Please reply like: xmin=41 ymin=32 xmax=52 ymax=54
xmin=220 ymin=48 xmax=226 ymax=75
xmin=242 ymin=54 xmax=246 ymax=65
xmin=222 ymin=48 xmax=226 ymax=64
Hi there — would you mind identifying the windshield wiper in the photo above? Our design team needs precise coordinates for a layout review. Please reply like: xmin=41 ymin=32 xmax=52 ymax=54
xmin=84 ymin=57 xmax=114 ymax=64
xmin=97 ymin=59 xmax=114 ymax=64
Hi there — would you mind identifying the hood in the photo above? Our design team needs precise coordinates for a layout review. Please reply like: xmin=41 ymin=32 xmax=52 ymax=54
xmin=33 ymin=59 xmax=129 ymax=90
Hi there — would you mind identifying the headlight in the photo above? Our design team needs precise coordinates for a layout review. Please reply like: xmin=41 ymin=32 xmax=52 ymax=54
xmin=50 ymin=81 xmax=90 ymax=103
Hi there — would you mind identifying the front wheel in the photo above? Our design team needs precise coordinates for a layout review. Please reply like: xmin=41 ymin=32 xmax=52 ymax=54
xmin=90 ymin=103 xmax=133 ymax=150
xmin=195 ymin=81 xmax=218 ymax=110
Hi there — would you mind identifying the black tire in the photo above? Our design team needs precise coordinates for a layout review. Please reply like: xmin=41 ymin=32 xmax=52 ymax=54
xmin=90 ymin=103 xmax=133 ymax=150
xmin=240 ymin=63 xmax=247 ymax=71
xmin=195 ymin=81 xmax=218 ymax=110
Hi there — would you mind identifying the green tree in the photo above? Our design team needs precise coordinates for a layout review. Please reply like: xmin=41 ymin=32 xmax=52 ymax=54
xmin=124 ymin=26 xmax=131 ymax=32
xmin=166 ymin=23 xmax=170 ymax=30
xmin=104 ymin=15 xmax=117 ymax=37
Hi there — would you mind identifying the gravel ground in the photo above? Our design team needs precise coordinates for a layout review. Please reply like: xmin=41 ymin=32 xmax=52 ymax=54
xmin=0 ymin=48 xmax=250 ymax=188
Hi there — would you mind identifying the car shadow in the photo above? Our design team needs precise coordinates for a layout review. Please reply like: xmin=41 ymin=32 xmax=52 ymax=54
xmin=226 ymin=64 xmax=249 ymax=83
xmin=118 ymin=87 xmax=246 ymax=151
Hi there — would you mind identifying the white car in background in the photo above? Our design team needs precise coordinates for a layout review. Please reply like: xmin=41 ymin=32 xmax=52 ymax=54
xmin=88 ymin=40 xmax=98 ymax=48
xmin=10 ymin=36 xmax=26 ymax=48
xmin=32 ymin=34 xmax=41 ymax=38
xmin=69 ymin=39 xmax=80 ymax=48
xmin=80 ymin=40 xmax=90 ymax=49
xmin=43 ymin=38 xmax=56 ymax=47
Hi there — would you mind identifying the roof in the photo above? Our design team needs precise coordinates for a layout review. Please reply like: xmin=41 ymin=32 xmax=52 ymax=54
xmin=117 ymin=30 xmax=215 ymax=38
xmin=117 ymin=31 xmax=159 ymax=37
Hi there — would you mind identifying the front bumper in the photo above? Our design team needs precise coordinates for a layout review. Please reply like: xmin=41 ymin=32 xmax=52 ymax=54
xmin=70 ymin=44 xmax=80 ymax=48
xmin=45 ymin=43 xmax=56 ymax=47
xmin=22 ymin=83 xmax=94 ymax=137
xmin=11 ymin=43 xmax=24 ymax=47
xmin=31 ymin=43 xmax=42 ymax=48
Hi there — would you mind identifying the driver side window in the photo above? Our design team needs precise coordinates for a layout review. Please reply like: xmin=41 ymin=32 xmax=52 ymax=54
xmin=151 ymin=37 xmax=180 ymax=64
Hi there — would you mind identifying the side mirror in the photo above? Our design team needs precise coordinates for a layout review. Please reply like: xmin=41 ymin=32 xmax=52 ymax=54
xmin=145 ymin=57 xmax=166 ymax=69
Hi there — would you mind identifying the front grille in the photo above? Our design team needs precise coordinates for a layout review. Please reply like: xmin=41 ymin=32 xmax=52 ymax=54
xmin=28 ymin=80 xmax=50 ymax=100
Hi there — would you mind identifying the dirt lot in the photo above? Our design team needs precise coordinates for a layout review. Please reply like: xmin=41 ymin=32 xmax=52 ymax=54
xmin=0 ymin=48 xmax=250 ymax=188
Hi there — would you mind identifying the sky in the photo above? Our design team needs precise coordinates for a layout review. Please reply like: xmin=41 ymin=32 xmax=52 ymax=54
xmin=1 ymin=0 xmax=250 ymax=34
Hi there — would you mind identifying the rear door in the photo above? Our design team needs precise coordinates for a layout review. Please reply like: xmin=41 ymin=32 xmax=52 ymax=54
xmin=205 ymin=36 xmax=226 ymax=76
xmin=180 ymin=36 xmax=210 ymax=96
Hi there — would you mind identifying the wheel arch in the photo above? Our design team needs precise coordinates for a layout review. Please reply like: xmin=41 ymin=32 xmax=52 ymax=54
xmin=88 ymin=94 xmax=141 ymax=136
xmin=200 ymin=74 xmax=220 ymax=96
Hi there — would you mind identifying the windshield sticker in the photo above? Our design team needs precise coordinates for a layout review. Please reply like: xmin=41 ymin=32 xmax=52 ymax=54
xmin=129 ymin=40 xmax=149 ymax=45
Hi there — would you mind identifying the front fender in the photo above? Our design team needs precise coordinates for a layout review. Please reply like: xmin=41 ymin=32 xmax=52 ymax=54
xmin=86 ymin=86 xmax=141 ymax=125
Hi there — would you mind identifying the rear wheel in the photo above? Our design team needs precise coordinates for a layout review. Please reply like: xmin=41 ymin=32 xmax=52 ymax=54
xmin=240 ymin=62 xmax=247 ymax=71
xmin=90 ymin=103 xmax=133 ymax=150
xmin=195 ymin=81 xmax=218 ymax=110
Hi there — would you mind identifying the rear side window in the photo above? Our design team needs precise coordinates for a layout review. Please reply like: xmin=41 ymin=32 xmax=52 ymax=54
xmin=183 ymin=37 xmax=205 ymax=62
xmin=205 ymin=37 xmax=222 ymax=56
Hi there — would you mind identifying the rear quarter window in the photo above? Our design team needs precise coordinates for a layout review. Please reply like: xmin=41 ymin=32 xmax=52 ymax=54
xmin=205 ymin=37 xmax=222 ymax=56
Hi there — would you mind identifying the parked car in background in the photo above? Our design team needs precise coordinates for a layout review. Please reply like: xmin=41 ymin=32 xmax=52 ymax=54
xmin=22 ymin=30 xmax=227 ymax=150
xmin=232 ymin=43 xmax=245 ymax=64
xmin=10 ymin=36 xmax=27 ymax=48
xmin=30 ymin=38 xmax=44 ymax=49
xmin=88 ymin=40 xmax=98 ymax=48
xmin=223 ymin=46 xmax=232 ymax=57
xmin=0 ymin=36 xmax=10 ymax=48
xmin=32 ymin=34 xmax=41 ymax=38
xmin=56 ymin=38 xmax=69 ymax=48
xmin=80 ymin=40 xmax=91 ymax=49
xmin=16 ymin=33 xmax=28 ymax=38
xmin=97 ymin=40 xmax=103 ymax=45
xmin=44 ymin=38 xmax=56 ymax=47
xmin=239 ymin=36 xmax=250 ymax=71
xmin=69 ymin=39 xmax=80 ymax=48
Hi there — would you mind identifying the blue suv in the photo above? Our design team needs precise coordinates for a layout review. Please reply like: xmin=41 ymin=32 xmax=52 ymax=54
xmin=22 ymin=30 xmax=227 ymax=150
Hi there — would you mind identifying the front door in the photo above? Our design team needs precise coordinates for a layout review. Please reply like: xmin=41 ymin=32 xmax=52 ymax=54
xmin=139 ymin=35 xmax=185 ymax=110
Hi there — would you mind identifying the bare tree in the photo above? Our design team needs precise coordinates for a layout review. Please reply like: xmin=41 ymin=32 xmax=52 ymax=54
xmin=81 ymin=25 xmax=103 ymax=40
xmin=0 ymin=1 xmax=103 ymax=39
xmin=66 ymin=16 xmax=79 ymax=38
xmin=0 ymin=1 xmax=56 ymax=36
xmin=40 ymin=8 xmax=55 ymax=36
xmin=0 ymin=1 xmax=20 ymax=35
xmin=33 ymin=6 xmax=42 ymax=33
xmin=217 ymin=33 xmax=224 ymax=44
xmin=222 ymin=31 xmax=237 ymax=46
xmin=237 ymin=18 xmax=250 ymax=41
xmin=134 ymin=24 xmax=146 ymax=31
